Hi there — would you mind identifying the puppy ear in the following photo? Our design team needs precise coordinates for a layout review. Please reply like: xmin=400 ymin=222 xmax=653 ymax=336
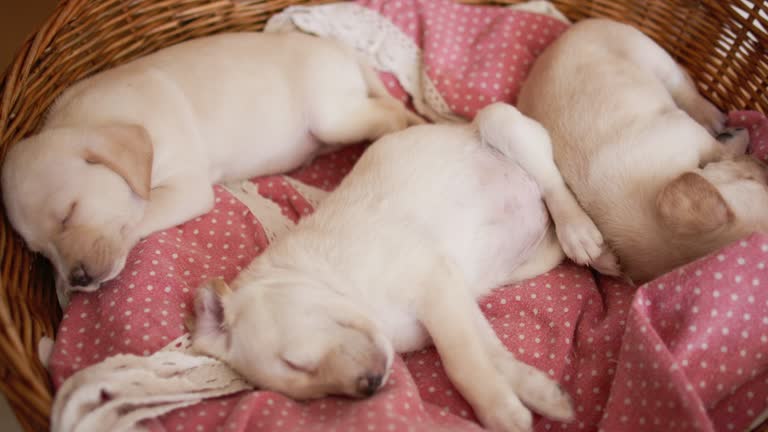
xmin=83 ymin=124 xmax=153 ymax=200
xmin=191 ymin=278 xmax=233 ymax=357
xmin=657 ymin=172 xmax=733 ymax=235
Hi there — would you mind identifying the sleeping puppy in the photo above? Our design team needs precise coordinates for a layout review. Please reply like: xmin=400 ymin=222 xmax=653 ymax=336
xmin=1 ymin=31 xmax=421 ymax=294
xmin=191 ymin=103 xmax=615 ymax=432
xmin=517 ymin=18 xmax=768 ymax=283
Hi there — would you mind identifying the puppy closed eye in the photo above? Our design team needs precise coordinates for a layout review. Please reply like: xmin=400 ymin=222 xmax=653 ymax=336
xmin=281 ymin=356 xmax=318 ymax=375
xmin=335 ymin=319 xmax=374 ymax=341
xmin=61 ymin=201 xmax=78 ymax=227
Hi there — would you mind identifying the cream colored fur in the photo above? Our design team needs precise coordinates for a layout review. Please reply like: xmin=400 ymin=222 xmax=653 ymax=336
xmin=518 ymin=18 xmax=768 ymax=283
xmin=191 ymin=103 xmax=613 ymax=432
xmin=1 ymin=31 xmax=420 ymax=294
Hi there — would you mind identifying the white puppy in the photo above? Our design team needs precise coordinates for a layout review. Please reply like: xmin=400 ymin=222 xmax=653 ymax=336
xmin=192 ymin=103 xmax=610 ymax=432
xmin=2 ymin=31 xmax=420 ymax=293
xmin=518 ymin=19 xmax=768 ymax=283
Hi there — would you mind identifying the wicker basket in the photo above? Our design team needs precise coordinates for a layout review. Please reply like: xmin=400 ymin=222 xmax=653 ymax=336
xmin=0 ymin=0 xmax=766 ymax=430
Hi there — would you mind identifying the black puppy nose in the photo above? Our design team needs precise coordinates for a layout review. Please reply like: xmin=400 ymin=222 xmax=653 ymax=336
xmin=357 ymin=373 xmax=384 ymax=397
xmin=717 ymin=131 xmax=734 ymax=141
xmin=717 ymin=127 xmax=747 ymax=142
xmin=69 ymin=264 xmax=93 ymax=287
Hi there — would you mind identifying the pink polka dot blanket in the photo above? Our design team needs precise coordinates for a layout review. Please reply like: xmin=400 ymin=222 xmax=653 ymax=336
xmin=48 ymin=1 xmax=768 ymax=431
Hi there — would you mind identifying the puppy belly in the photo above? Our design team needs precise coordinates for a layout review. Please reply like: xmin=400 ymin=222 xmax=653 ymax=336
xmin=446 ymin=158 xmax=550 ymax=295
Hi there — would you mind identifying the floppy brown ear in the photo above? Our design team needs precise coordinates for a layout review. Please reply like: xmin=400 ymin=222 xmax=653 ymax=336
xmin=656 ymin=172 xmax=733 ymax=235
xmin=191 ymin=278 xmax=233 ymax=357
xmin=83 ymin=124 xmax=153 ymax=199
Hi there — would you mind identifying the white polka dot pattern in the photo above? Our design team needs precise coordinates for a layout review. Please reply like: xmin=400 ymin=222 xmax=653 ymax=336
xmin=364 ymin=0 xmax=568 ymax=119
xmin=48 ymin=1 xmax=768 ymax=431
xmin=599 ymin=231 xmax=768 ymax=432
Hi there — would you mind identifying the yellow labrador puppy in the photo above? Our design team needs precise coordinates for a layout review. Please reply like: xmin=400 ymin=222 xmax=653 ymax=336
xmin=2 ymin=32 xmax=420 ymax=294
xmin=192 ymin=103 xmax=613 ymax=432
xmin=518 ymin=19 xmax=768 ymax=283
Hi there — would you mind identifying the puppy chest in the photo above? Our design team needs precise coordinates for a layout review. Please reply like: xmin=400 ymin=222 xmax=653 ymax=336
xmin=376 ymin=306 xmax=429 ymax=353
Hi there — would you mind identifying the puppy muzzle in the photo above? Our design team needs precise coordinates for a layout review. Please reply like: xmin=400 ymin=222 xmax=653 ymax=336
xmin=68 ymin=263 xmax=93 ymax=287
xmin=356 ymin=373 xmax=385 ymax=397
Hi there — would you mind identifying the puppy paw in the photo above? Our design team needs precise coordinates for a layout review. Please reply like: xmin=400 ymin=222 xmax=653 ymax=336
xmin=591 ymin=248 xmax=621 ymax=277
xmin=493 ymin=356 xmax=575 ymax=423
xmin=534 ymin=383 xmax=575 ymax=422
xmin=475 ymin=393 xmax=533 ymax=432
xmin=487 ymin=349 xmax=575 ymax=424
xmin=555 ymin=210 xmax=604 ymax=267
xmin=515 ymin=367 xmax=575 ymax=422
xmin=688 ymin=98 xmax=726 ymax=135
xmin=717 ymin=127 xmax=750 ymax=156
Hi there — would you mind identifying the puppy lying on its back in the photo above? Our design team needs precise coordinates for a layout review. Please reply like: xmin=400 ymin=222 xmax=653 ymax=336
xmin=191 ymin=103 xmax=613 ymax=432
xmin=1 ymin=32 xmax=420 ymax=294
xmin=518 ymin=19 xmax=768 ymax=283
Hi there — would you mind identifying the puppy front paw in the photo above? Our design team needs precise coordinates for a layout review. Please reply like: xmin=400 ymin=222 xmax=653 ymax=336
xmin=513 ymin=366 xmax=575 ymax=422
xmin=530 ymin=382 xmax=575 ymax=423
xmin=492 ymin=356 xmax=575 ymax=423
xmin=475 ymin=393 xmax=533 ymax=432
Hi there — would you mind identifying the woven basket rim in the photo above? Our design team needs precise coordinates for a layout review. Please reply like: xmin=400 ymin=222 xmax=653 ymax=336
xmin=0 ymin=0 xmax=767 ymax=431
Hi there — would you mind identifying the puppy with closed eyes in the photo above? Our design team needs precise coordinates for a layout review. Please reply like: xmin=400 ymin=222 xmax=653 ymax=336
xmin=192 ymin=103 xmax=615 ymax=432
xmin=517 ymin=18 xmax=768 ymax=283
xmin=1 ymin=31 xmax=420 ymax=296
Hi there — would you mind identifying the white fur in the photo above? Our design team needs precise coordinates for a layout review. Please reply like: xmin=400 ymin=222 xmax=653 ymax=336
xmin=192 ymin=103 xmax=609 ymax=432
xmin=2 ymin=31 xmax=420 ymax=293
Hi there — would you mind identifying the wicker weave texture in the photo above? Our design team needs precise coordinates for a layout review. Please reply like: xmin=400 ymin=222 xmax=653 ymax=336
xmin=0 ymin=0 xmax=766 ymax=430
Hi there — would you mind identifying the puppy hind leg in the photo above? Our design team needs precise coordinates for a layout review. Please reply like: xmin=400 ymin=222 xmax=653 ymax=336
xmin=655 ymin=64 xmax=724 ymax=135
xmin=309 ymin=98 xmax=413 ymax=147
xmin=474 ymin=103 xmax=619 ymax=274
xmin=612 ymin=28 xmax=725 ymax=133
xmin=355 ymin=57 xmax=426 ymax=127
xmin=416 ymin=258 xmax=533 ymax=432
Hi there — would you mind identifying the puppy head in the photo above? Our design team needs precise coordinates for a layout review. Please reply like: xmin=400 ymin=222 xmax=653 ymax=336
xmin=191 ymin=277 xmax=394 ymax=400
xmin=1 ymin=124 xmax=153 ymax=291
xmin=656 ymin=155 xmax=768 ymax=258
